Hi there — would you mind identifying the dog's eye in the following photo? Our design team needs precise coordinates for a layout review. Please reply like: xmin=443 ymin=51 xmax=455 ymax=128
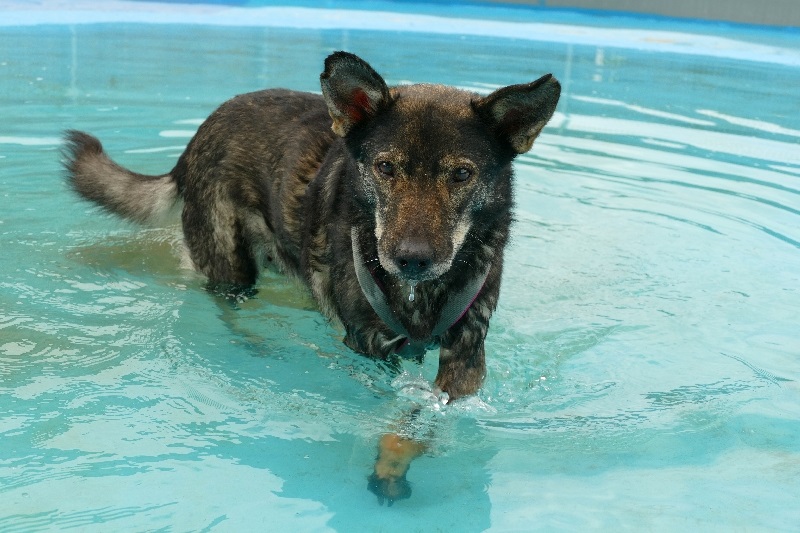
xmin=452 ymin=167 xmax=472 ymax=183
xmin=375 ymin=161 xmax=395 ymax=178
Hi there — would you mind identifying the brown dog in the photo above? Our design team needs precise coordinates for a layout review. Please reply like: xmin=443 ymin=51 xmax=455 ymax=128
xmin=63 ymin=51 xmax=560 ymax=504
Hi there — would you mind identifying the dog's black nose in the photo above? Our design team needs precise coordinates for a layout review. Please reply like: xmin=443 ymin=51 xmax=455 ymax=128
xmin=393 ymin=238 xmax=434 ymax=278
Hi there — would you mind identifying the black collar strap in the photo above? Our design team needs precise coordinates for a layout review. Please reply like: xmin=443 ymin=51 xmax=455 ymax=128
xmin=351 ymin=227 xmax=490 ymax=358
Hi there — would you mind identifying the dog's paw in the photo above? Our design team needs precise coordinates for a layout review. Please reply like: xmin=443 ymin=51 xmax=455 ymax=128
xmin=368 ymin=470 xmax=412 ymax=506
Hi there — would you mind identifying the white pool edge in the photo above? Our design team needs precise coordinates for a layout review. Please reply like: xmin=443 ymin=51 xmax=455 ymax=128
xmin=2 ymin=1 xmax=800 ymax=67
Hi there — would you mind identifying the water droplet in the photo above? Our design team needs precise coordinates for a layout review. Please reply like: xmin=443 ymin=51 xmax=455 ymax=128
xmin=408 ymin=283 xmax=416 ymax=302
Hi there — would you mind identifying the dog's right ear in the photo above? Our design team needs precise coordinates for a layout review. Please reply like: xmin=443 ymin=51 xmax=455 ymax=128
xmin=321 ymin=52 xmax=391 ymax=137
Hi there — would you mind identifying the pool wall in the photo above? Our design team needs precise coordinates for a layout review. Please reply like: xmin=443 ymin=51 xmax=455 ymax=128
xmin=485 ymin=0 xmax=800 ymax=26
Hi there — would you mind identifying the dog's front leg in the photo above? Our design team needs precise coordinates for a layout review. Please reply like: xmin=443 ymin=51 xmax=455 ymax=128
xmin=368 ymin=314 xmax=490 ymax=504
xmin=434 ymin=342 xmax=486 ymax=400
xmin=368 ymin=348 xmax=486 ymax=506
xmin=434 ymin=303 xmax=490 ymax=400
xmin=368 ymin=432 xmax=425 ymax=505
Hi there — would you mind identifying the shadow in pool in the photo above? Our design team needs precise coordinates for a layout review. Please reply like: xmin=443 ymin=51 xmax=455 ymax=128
xmin=65 ymin=227 xmax=187 ymax=279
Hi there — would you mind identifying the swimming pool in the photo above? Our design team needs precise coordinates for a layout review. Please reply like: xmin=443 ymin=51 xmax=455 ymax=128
xmin=1 ymin=1 xmax=799 ymax=530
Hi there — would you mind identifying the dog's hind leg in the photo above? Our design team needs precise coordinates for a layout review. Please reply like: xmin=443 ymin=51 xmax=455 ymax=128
xmin=181 ymin=184 xmax=267 ymax=293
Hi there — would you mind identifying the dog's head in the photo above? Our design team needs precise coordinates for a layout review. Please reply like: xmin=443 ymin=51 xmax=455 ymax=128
xmin=321 ymin=52 xmax=560 ymax=284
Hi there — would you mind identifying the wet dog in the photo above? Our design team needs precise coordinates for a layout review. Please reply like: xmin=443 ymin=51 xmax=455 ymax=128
xmin=63 ymin=51 xmax=560 ymax=504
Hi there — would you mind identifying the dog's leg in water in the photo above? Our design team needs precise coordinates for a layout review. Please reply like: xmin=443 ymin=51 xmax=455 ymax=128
xmin=368 ymin=289 xmax=491 ymax=504
xmin=433 ymin=344 xmax=486 ymax=401
xmin=368 ymin=350 xmax=485 ymax=506
xmin=369 ymin=432 xmax=426 ymax=506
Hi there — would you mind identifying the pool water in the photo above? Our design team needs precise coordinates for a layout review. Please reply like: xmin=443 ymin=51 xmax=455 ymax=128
xmin=2 ymin=2 xmax=799 ymax=530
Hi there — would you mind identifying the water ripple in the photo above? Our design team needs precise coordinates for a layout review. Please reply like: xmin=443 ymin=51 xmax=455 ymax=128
xmin=522 ymin=108 xmax=800 ymax=251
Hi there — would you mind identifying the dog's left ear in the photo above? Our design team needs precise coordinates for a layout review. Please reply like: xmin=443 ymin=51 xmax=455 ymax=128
xmin=473 ymin=74 xmax=561 ymax=154
xmin=321 ymin=52 xmax=391 ymax=137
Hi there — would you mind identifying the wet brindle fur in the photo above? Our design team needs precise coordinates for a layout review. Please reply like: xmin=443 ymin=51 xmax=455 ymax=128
xmin=63 ymin=52 xmax=560 ymax=504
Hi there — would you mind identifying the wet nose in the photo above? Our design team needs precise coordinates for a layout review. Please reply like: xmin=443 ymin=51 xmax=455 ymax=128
xmin=393 ymin=238 xmax=435 ymax=278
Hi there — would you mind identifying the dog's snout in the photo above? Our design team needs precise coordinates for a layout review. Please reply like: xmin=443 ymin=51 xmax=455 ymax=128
xmin=393 ymin=238 xmax=435 ymax=278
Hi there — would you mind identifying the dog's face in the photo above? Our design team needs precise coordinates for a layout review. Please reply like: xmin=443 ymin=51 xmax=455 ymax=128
xmin=321 ymin=52 xmax=561 ymax=284
xmin=351 ymin=85 xmax=508 ymax=283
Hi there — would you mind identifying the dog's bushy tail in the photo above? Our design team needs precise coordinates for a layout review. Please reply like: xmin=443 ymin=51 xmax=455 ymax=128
xmin=62 ymin=130 xmax=180 ymax=225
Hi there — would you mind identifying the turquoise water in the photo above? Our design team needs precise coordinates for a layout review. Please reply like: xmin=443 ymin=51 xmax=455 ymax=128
xmin=2 ymin=1 xmax=800 ymax=530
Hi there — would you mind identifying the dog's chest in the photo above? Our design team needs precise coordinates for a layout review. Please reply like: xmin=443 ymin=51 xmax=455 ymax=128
xmin=385 ymin=279 xmax=449 ymax=340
